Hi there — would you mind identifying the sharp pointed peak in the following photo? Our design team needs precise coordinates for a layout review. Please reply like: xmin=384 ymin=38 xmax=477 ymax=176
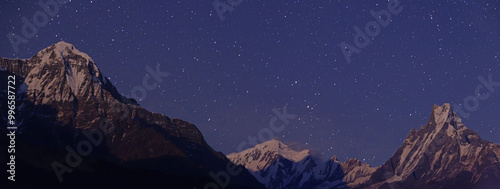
xmin=431 ymin=103 xmax=451 ymax=115
xmin=428 ymin=103 xmax=465 ymax=129
xmin=405 ymin=103 xmax=469 ymax=145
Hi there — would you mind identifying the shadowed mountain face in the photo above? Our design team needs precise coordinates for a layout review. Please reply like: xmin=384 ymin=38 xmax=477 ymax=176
xmin=0 ymin=41 xmax=265 ymax=189
xmin=228 ymin=104 xmax=500 ymax=189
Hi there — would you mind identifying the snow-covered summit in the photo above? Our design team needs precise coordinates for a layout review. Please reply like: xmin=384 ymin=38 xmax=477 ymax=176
xmin=232 ymin=139 xmax=310 ymax=164
xmin=228 ymin=139 xmax=310 ymax=172
xmin=228 ymin=139 xmax=376 ymax=189
xmin=22 ymin=41 xmax=113 ymax=101
xmin=0 ymin=41 xmax=130 ymax=110
xmin=35 ymin=41 xmax=93 ymax=63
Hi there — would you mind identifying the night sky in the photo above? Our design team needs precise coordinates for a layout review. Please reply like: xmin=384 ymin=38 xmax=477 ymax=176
xmin=1 ymin=0 xmax=499 ymax=166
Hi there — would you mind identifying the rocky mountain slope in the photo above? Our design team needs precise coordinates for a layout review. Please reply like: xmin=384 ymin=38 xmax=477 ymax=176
xmin=0 ymin=41 xmax=264 ymax=189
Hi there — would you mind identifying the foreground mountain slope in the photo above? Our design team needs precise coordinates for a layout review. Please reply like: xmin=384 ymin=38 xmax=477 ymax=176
xmin=0 ymin=41 xmax=264 ymax=189
xmin=359 ymin=103 xmax=500 ymax=189
xmin=227 ymin=139 xmax=377 ymax=189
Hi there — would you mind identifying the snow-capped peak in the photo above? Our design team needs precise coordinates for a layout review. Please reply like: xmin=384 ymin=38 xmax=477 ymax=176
xmin=53 ymin=41 xmax=76 ymax=52
xmin=227 ymin=139 xmax=310 ymax=172
xmin=35 ymin=41 xmax=93 ymax=65
xmin=254 ymin=139 xmax=309 ymax=161
xmin=232 ymin=139 xmax=309 ymax=162
xmin=227 ymin=139 xmax=376 ymax=189
xmin=423 ymin=103 xmax=467 ymax=139
xmin=12 ymin=41 xmax=120 ymax=106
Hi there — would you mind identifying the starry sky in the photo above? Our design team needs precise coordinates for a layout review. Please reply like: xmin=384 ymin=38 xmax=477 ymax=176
xmin=1 ymin=0 xmax=499 ymax=166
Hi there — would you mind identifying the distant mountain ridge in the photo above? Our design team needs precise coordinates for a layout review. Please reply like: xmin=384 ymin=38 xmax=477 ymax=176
xmin=0 ymin=41 xmax=264 ymax=189
xmin=227 ymin=139 xmax=376 ymax=188
xmin=228 ymin=104 xmax=500 ymax=189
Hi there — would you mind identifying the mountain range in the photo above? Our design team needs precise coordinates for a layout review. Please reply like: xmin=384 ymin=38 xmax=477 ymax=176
xmin=228 ymin=104 xmax=500 ymax=189
xmin=1 ymin=41 xmax=499 ymax=189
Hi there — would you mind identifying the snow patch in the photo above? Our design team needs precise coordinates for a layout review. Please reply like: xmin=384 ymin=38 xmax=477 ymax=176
xmin=53 ymin=41 xmax=93 ymax=62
